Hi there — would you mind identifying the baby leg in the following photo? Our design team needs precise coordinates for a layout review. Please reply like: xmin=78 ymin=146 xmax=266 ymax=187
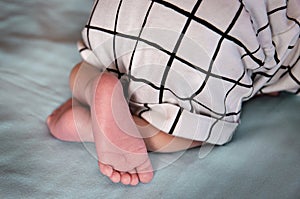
xmin=71 ymin=62 xmax=153 ymax=185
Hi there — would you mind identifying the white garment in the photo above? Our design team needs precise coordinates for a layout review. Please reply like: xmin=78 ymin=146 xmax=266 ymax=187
xmin=78 ymin=0 xmax=300 ymax=145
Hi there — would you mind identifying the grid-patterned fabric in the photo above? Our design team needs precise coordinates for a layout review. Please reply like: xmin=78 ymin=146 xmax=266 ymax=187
xmin=78 ymin=0 xmax=300 ymax=145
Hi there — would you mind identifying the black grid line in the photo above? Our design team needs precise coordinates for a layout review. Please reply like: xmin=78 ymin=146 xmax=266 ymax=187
xmin=287 ymin=15 xmax=300 ymax=26
xmin=272 ymin=41 xmax=280 ymax=64
xmin=241 ymin=46 xmax=261 ymax=59
xmin=128 ymin=1 xmax=155 ymax=80
xmin=267 ymin=5 xmax=287 ymax=16
xmin=279 ymin=55 xmax=300 ymax=82
xmin=138 ymin=103 xmax=151 ymax=117
xmin=112 ymin=0 xmax=123 ymax=78
xmin=168 ymin=107 xmax=183 ymax=135
xmin=256 ymin=23 xmax=269 ymax=36
xmin=158 ymin=0 xmax=203 ymax=103
xmin=86 ymin=0 xmax=100 ymax=50
xmin=79 ymin=47 xmax=88 ymax=53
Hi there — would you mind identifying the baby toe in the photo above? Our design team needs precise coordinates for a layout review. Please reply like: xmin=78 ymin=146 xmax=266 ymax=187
xmin=129 ymin=173 xmax=139 ymax=186
xmin=120 ymin=172 xmax=131 ymax=185
xmin=110 ymin=170 xmax=121 ymax=183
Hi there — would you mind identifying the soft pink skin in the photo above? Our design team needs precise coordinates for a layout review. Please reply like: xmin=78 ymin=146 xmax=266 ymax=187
xmin=47 ymin=62 xmax=153 ymax=185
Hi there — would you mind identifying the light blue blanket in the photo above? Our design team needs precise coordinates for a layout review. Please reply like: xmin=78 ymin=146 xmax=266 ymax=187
xmin=1 ymin=1 xmax=299 ymax=198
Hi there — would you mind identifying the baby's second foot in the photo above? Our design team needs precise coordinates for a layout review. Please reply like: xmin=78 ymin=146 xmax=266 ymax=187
xmin=90 ymin=73 xmax=153 ymax=185
xmin=47 ymin=98 xmax=94 ymax=142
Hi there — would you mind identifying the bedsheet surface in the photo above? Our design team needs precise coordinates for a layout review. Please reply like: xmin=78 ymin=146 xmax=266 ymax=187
xmin=0 ymin=1 xmax=299 ymax=198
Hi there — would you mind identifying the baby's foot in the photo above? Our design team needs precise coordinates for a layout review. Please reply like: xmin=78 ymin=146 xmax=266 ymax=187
xmin=90 ymin=73 xmax=153 ymax=185
xmin=47 ymin=98 xmax=94 ymax=142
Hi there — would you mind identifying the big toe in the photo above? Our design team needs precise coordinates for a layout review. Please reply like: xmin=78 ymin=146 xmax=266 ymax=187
xmin=138 ymin=171 xmax=153 ymax=183
xmin=136 ymin=159 xmax=153 ymax=183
